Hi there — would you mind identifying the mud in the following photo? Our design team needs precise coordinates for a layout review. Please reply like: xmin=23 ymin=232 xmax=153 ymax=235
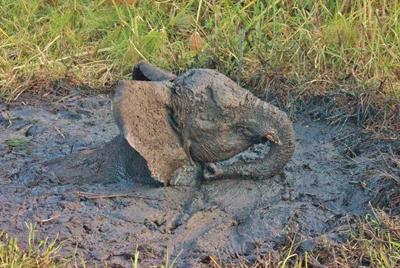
xmin=0 ymin=91 xmax=398 ymax=267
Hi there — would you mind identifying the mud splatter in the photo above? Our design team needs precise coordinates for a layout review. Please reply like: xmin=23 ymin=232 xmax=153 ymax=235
xmin=0 ymin=91 xmax=397 ymax=267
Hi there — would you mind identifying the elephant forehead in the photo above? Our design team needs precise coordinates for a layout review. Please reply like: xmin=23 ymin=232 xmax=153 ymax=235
xmin=174 ymin=69 xmax=251 ymax=109
xmin=207 ymin=85 xmax=245 ymax=109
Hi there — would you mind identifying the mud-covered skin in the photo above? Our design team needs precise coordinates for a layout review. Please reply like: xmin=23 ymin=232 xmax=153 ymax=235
xmin=129 ymin=63 xmax=295 ymax=184
xmin=112 ymin=80 xmax=195 ymax=185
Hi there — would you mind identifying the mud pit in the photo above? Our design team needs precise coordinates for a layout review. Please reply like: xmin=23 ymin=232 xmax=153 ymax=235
xmin=0 ymin=91 xmax=397 ymax=267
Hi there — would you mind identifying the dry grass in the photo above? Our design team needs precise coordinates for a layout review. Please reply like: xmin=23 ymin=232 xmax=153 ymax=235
xmin=0 ymin=223 xmax=67 ymax=267
xmin=208 ymin=210 xmax=400 ymax=268
xmin=1 ymin=0 xmax=399 ymax=128
xmin=0 ymin=224 xmax=175 ymax=268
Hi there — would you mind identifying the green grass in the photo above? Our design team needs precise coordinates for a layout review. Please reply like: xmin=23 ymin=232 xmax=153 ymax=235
xmin=5 ymin=138 xmax=29 ymax=149
xmin=211 ymin=210 xmax=400 ymax=267
xmin=1 ymin=1 xmax=399 ymax=110
xmin=0 ymin=224 xmax=175 ymax=268
xmin=0 ymin=223 xmax=66 ymax=267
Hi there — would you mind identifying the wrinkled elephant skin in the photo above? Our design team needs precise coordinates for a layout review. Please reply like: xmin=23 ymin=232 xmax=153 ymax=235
xmin=113 ymin=63 xmax=295 ymax=185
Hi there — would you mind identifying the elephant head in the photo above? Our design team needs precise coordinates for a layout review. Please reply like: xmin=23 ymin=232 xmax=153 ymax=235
xmin=168 ymin=69 xmax=295 ymax=180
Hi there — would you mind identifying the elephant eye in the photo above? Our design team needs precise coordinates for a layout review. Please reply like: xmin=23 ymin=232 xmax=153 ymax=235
xmin=237 ymin=126 xmax=252 ymax=137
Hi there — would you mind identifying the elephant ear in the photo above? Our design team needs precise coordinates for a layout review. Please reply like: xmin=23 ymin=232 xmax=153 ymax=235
xmin=132 ymin=61 xmax=177 ymax=81
xmin=113 ymin=80 xmax=190 ymax=184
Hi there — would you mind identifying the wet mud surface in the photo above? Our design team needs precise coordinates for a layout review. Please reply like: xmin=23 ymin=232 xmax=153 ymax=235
xmin=0 ymin=92 xmax=398 ymax=267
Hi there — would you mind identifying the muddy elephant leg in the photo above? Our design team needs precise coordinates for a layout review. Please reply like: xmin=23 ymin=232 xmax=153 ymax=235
xmin=169 ymin=164 xmax=202 ymax=186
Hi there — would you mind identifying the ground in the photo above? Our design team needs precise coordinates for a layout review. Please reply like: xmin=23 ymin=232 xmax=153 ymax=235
xmin=1 ymin=89 xmax=398 ymax=267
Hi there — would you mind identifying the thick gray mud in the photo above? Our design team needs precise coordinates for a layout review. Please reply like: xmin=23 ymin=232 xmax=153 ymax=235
xmin=0 ymin=92 xmax=398 ymax=267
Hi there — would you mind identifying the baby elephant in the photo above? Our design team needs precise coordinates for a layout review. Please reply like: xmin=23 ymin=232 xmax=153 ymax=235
xmin=114 ymin=62 xmax=295 ymax=186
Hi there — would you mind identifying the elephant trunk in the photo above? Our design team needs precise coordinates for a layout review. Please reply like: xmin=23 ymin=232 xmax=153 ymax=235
xmin=258 ymin=103 xmax=295 ymax=179
xmin=211 ymin=102 xmax=295 ymax=180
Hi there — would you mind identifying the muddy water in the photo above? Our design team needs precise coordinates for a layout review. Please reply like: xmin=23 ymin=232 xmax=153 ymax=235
xmin=0 ymin=92 xmax=392 ymax=267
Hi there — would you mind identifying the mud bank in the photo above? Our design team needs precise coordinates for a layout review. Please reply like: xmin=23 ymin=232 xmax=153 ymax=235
xmin=0 ymin=92 xmax=398 ymax=267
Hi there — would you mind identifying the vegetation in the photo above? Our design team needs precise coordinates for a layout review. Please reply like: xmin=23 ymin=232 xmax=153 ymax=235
xmin=0 ymin=224 xmax=176 ymax=268
xmin=0 ymin=224 xmax=66 ymax=267
xmin=1 ymin=0 xmax=399 ymax=267
xmin=1 ymin=211 xmax=399 ymax=267
xmin=229 ymin=210 xmax=400 ymax=267
xmin=1 ymin=0 xmax=399 ymax=129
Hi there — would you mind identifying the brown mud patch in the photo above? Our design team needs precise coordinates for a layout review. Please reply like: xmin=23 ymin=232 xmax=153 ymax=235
xmin=0 ymin=91 xmax=399 ymax=267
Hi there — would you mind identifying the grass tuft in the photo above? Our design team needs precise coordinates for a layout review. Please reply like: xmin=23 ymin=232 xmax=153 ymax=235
xmin=211 ymin=210 xmax=400 ymax=267
xmin=0 ymin=223 xmax=66 ymax=267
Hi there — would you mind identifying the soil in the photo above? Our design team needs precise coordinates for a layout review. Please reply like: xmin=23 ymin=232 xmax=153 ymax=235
xmin=0 ymin=90 xmax=398 ymax=267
